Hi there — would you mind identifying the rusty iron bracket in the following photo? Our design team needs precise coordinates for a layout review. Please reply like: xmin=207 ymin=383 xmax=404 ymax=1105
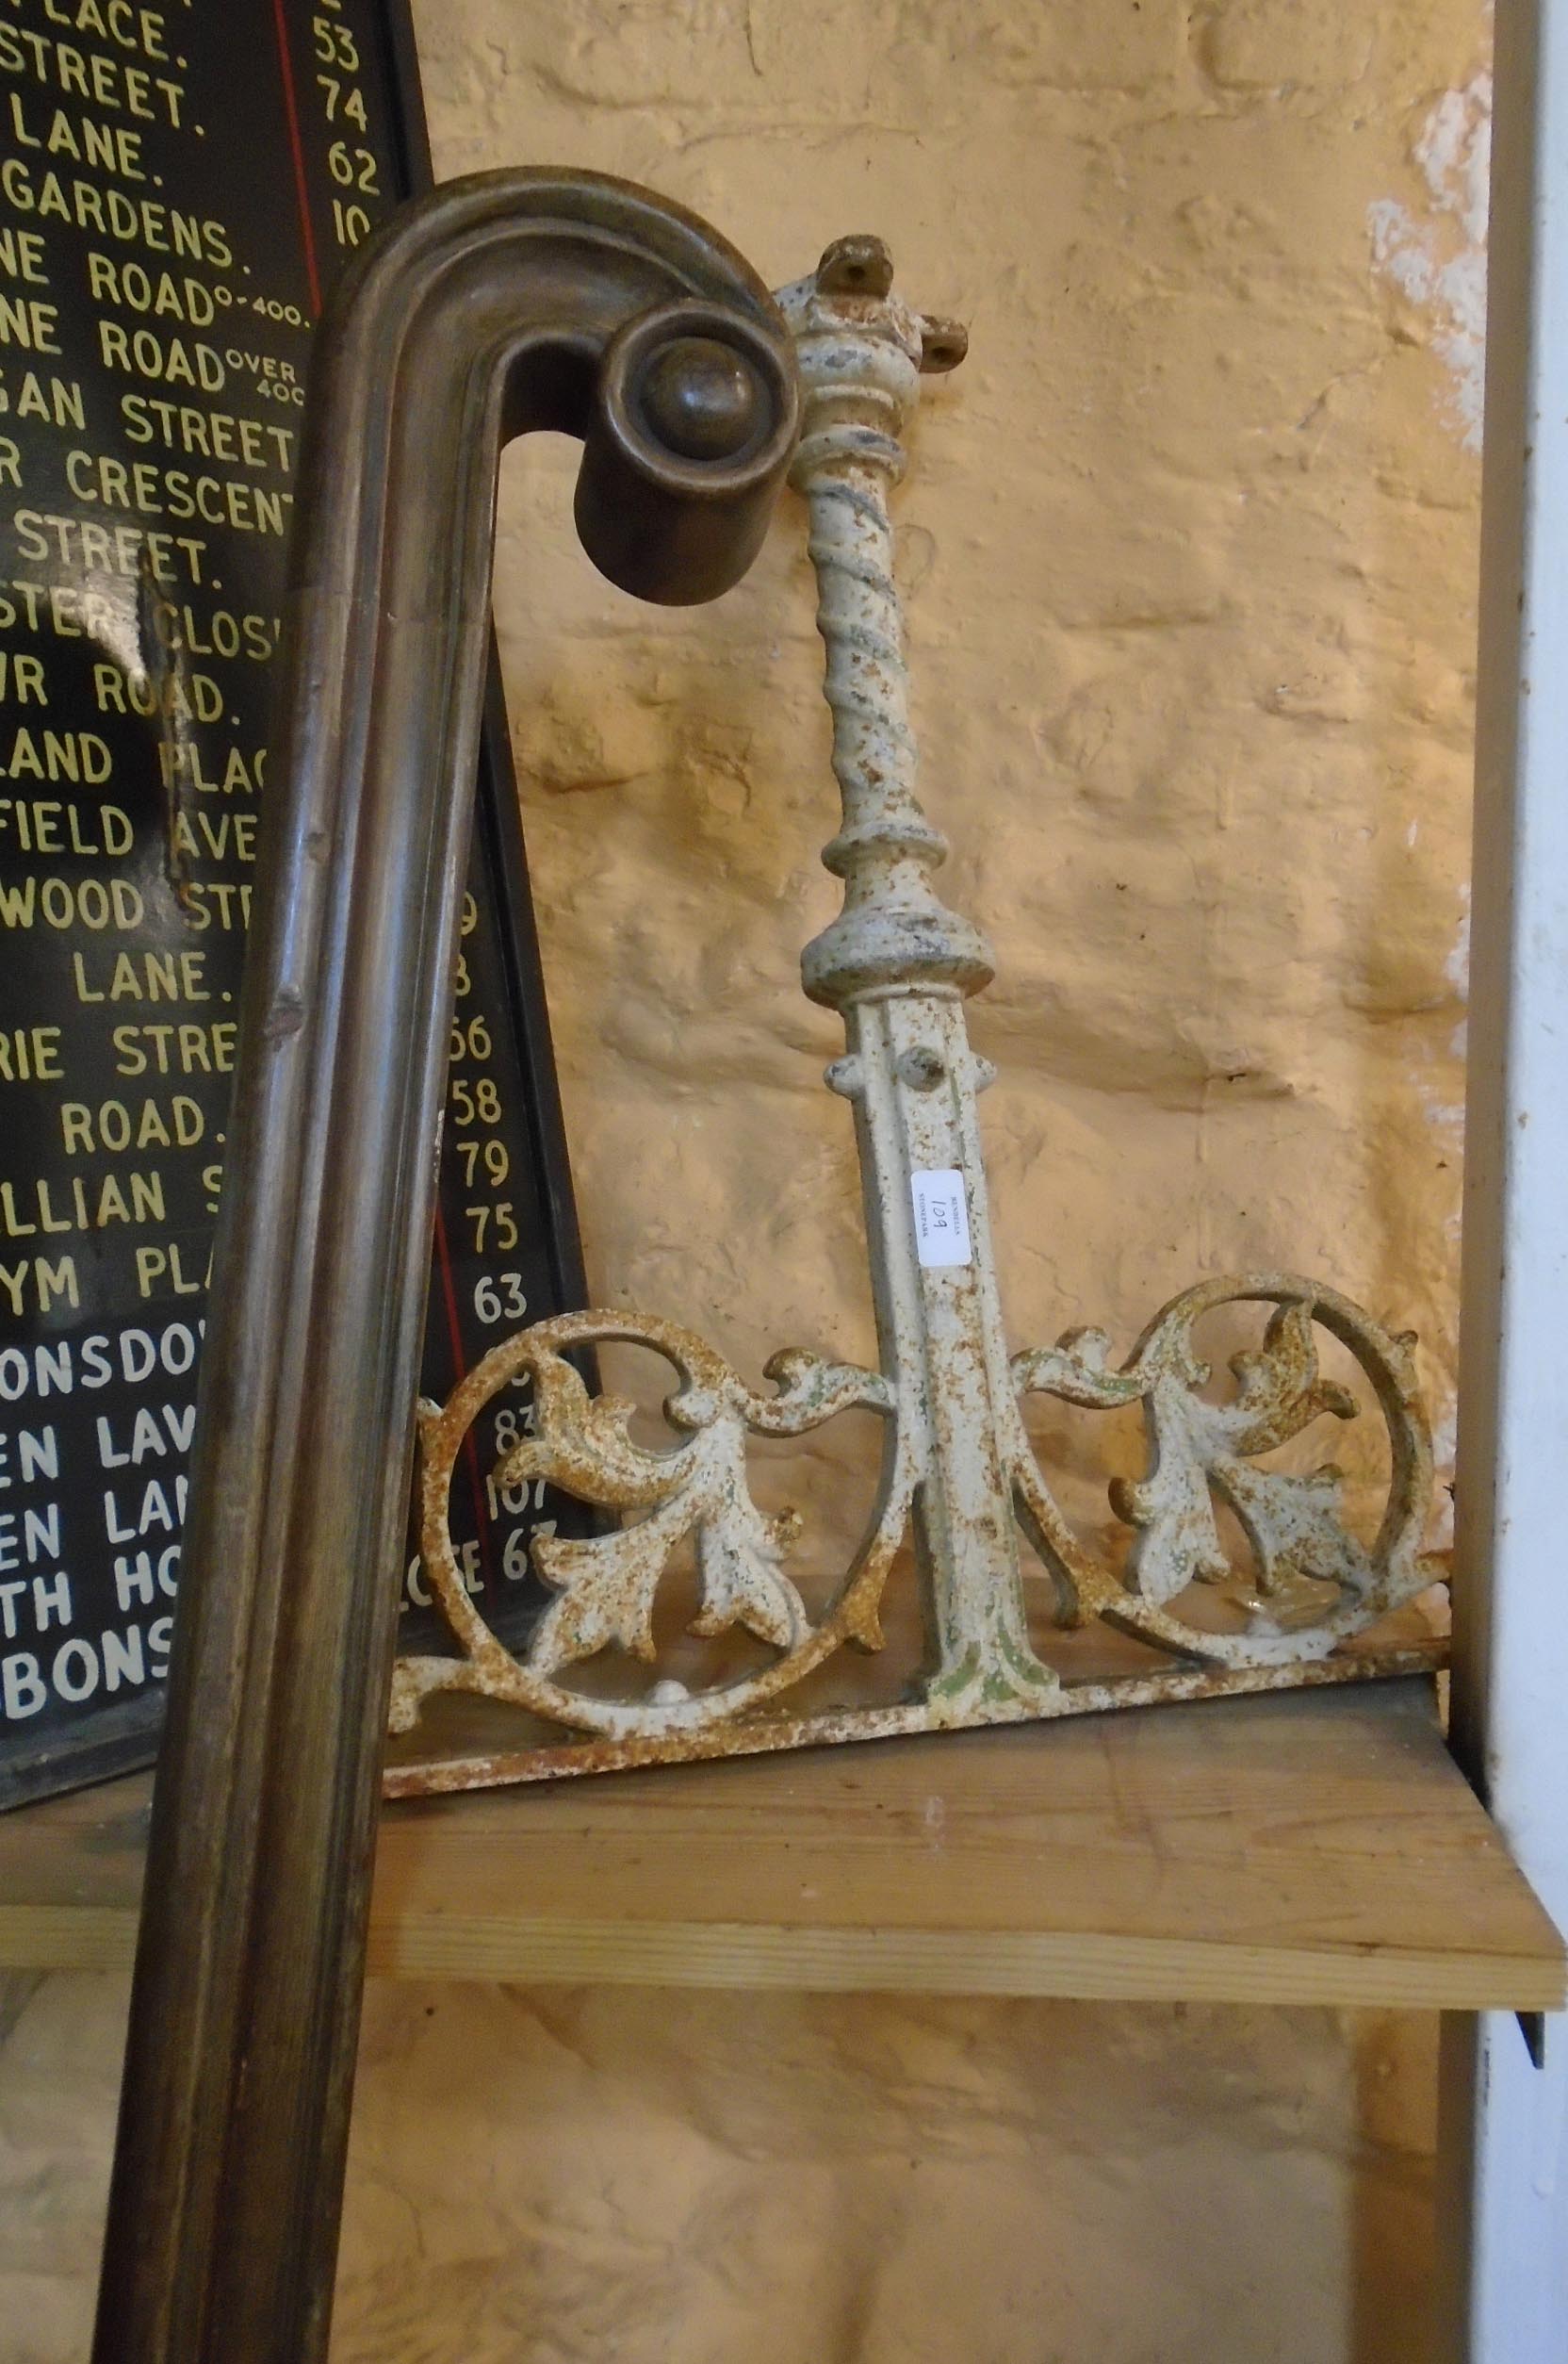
xmin=388 ymin=236 xmax=1445 ymax=1797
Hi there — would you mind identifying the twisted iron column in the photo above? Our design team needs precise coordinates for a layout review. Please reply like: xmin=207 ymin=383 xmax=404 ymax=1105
xmin=777 ymin=239 xmax=1057 ymax=1711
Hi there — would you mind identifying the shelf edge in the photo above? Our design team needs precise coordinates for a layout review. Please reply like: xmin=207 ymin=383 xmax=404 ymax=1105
xmin=2 ymin=1908 xmax=1560 ymax=2010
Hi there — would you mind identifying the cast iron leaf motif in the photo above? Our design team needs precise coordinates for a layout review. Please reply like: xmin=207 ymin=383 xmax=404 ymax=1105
xmin=1009 ymin=1273 xmax=1435 ymax=1660
xmin=493 ymin=1349 xmax=818 ymax=1672
xmin=389 ymin=1311 xmax=900 ymax=1744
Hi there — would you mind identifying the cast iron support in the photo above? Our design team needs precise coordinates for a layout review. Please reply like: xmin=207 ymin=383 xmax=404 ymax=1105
xmin=384 ymin=237 xmax=1444 ymax=1795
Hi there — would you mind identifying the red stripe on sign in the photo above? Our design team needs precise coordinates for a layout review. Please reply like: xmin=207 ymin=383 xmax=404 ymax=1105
xmin=434 ymin=1200 xmax=498 ymax=1589
xmin=270 ymin=0 xmax=323 ymax=318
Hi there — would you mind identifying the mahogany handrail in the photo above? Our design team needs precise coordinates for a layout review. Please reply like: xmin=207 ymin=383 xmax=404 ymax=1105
xmin=91 ymin=169 xmax=798 ymax=2363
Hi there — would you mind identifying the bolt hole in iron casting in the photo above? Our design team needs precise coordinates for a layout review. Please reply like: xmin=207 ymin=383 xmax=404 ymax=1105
xmin=897 ymin=1046 xmax=946 ymax=1092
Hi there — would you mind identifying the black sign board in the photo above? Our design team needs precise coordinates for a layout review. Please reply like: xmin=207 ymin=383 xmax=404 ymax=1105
xmin=0 ymin=0 xmax=587 ymax=1805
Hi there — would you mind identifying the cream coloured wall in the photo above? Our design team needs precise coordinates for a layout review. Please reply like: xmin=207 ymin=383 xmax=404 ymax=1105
xmin=0 ymin=0 xmax=1488 ymax=2355
xmin=448 ymin=0 xmax=1484 ymax=1562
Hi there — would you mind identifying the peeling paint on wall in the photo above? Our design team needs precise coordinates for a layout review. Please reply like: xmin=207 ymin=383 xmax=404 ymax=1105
xmin=1369 ymin=72 xmax=1493 ymax=451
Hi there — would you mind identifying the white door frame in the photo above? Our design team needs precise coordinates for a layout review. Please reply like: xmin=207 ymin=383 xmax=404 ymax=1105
xmin=1441 ymin=1 xmax=1568 ymax=2354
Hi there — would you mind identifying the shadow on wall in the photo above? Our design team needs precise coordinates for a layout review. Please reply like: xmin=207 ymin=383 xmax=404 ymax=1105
xmin=0 ymin=1971 xmax=1437 ymax=2363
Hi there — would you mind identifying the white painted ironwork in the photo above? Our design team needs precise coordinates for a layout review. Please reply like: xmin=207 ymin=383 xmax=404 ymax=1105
xmin=389 ymin=237 xmax=1444 ymax=1789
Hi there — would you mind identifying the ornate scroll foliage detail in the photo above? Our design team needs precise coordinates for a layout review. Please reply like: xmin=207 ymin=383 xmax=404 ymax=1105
xmin=391 ymin=1274 xmax=1440 ymax=1755
xmin=1010 ymin=1272 xmax=1438 ymax=1664
xmin=391 ymin=1310 xmax=901 ymax=1743
xmin=513 ymin=1333 xmax=884 ymax=1673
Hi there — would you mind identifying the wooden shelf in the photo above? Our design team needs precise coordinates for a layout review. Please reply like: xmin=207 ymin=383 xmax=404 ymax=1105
xmin=0 ymin=1679 xmax=1560 ymax=2008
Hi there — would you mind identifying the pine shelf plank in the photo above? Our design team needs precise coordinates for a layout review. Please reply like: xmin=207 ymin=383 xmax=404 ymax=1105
xmin=0 ymin=1680 xmax=1560 ymax=2008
